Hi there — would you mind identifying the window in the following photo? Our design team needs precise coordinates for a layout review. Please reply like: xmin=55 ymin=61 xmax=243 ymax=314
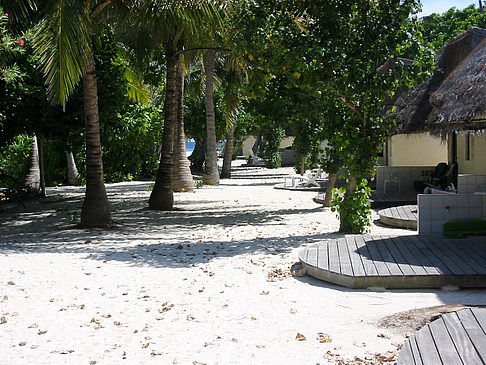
xmin=466 ymin=133 xmax=471 ymax=161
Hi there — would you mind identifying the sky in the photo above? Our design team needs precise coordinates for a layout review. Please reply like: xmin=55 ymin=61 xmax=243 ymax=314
xmin=419 ymin=0 xmax=480 ymax=16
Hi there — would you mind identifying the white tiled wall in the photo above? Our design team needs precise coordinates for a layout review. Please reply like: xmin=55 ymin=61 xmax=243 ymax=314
xmin=458 ymin=174 xmax=486 ymax=194
xmin=418 ymin=194 xmax=486 ymax=235
xmin=376 ymin=166 xmax=435 ymax=192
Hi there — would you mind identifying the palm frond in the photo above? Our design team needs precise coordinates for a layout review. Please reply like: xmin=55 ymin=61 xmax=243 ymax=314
xmin=33 ymin=0 xmax=92 ymax=106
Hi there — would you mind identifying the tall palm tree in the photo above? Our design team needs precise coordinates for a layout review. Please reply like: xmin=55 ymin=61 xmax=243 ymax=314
xmin=203 ymin=48 xmax=220 ymax=185
xmin=7 ymin=0 xmax=113 ymax=227
xmin=132 ymin=0 xmax=224 ymax=210
xmin=171 ymin=60 xmax=195 ymax=192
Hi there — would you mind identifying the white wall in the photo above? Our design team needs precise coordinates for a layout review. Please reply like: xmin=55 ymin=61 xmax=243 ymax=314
xmin=387 ymin=133 xmax=448 ymax=166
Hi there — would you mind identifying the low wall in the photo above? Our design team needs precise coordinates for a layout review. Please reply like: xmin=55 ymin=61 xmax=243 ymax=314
xmin=376 ymin=166 xmax=436 ymax=192
xmin=418 ymin=193 xmax=486 ymax=235
xmin=458 ymin=174 xmax=486 ymax=194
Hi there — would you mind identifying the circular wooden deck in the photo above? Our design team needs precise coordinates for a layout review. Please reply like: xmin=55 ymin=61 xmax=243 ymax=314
xmin=378 ymin=205 xmax=418 ymax=230
xmin=398 ymin=308 xmax=486 ymax=364
xmin=299 ymin=235 xmax=486 ymax=289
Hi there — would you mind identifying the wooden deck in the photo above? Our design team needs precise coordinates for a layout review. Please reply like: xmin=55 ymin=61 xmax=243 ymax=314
xmin=299 ymin=235 xmax=486 ymax=289
xmin=379 ymin=205 xmax=418 ymax=230
xmin=313 ymin=190 xmax=417 ymax=207
xmin=398 ymin=308 xmax=486 ymax=364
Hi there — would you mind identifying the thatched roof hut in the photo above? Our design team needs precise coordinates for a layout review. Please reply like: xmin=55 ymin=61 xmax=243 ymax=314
xmin=429 ymin=37 xmax=486 ymax=132
xmin=391 ymin=27 xmax=486 ymax=134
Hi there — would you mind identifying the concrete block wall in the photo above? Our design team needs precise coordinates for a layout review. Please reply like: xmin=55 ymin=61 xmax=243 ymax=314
xmin=418 ymin=193 xmax=486 ymax=235
xmin=376 ymin=166 xmax=435 ymax=192
xmin=458 ymin=174 xmax=486 ymax=194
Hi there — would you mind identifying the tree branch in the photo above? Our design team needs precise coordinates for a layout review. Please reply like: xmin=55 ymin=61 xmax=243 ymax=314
xmin=173 ymin=47 xmax=232 ymax=58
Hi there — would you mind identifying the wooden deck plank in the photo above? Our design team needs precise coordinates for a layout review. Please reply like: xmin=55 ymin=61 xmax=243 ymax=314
xmin=418 ymin=235 xmax=469 ymax=275
xmin=306 ymin=245 xmax=318 ymax=268
xmin=415 ymin=325 xmax=442 ymax=364
xmin=428 ymin=317 xmax=463 ymax=365
xmin=363 ymin=235 xmax=391 ymax=276
xmin=328 ymin=239 xmax=341 ymax=274
xmin=346 ymin=236 xmax=366 ymax=277
xmin=428 ymin=237 xmax=483 ymax=275
xmin=459 ymin=240 xmax=486 ymax=272
xmin=384 ymin=237 xmax=417 ymax=276
xmin=374 ymin=236 xmax=403 ymax=276
xmin=317 ymin=242 xmax=328 ymax=271
xmin=458 ymin=309 xmax=486 ymax=363
xmin=392 ymin=236 xmax=429 ymax=275
xmin=407 ymin=236 xmax=447 ymax=275
xmin=409 ymin=337 xmax=424 ymax=365
xmin=397 ymin=339 xmax=417 ymax=365
xmin=442 ymin=311 xmax=484 ymax=364
xmin=354 ymin=236 xmax=379 ymax=276
xmin=396 ymin=235 xmax=439 ymax=275
xmin=337 ymin=238 xmax=353 ymax=276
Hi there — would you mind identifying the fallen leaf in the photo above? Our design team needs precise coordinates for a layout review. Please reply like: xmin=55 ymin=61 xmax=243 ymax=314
xmin=7 ymin=281 xmax=15 ymax=285
xmin=260 ymin=291 xmax=269 ymax=295
xmin=60 ymin=350 xmax=75 ymax=354
xmin=290 ymin=308 xmax=297 ymax=314
xmin=38 ymin=330 xmax=47 ymax=335
xmin=295 ymin=333 xmax=307 ymax=341
xmin=378 ymin=333 xmax=391 ymax=339
xmin=101 ymin=314 xmax=111 ymax=318
xmin=187 ymin=315 xmax=195 ymax=321
xmin=28 ymin=323 xmax=38 ymax=328
xmin=231 ymin=338 xmax=238 ymax=343
xmin=151 ymin=350 xmax=162 ymax=356
xmin=193 ymin=361 xmax=206 ymax=365
xmin=353 ymin=341 xmax=366 ymax=347
xmin=30 ymin=345 xmax=38 ymax=349
xmin=204 ymin=342 xmax=213 ymax=347
xmin=317 ymin=332 xmax=332 ymax=343
xmin=1 ymin=295 xmax=7 ymax=301
xmin=84 ymin=240 xmax=92 ymax=244
xmin=90 ymin=318 xmax=101 ymax=324
xmin=113 ymin=321 xmax=122 ymax=326
xmin=142 ymin=343 xmax=150 ymax=348
xmin=19 ymin=341 xmax=27 ymax=346
xmin=0 ymin=316 xmax=7 ymax=324
xmin=251 ymin=316 xmax=257 ymax=321
xmin=79 ymin=304 xmax=85 ymax=309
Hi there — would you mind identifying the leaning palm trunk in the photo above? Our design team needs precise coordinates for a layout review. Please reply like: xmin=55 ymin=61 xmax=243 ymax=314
xmin=66 ymin=150 xmax=80 ymax=185
xmin=37 ymin=135 xmax=46 ymax=197
xmin=24 ymin=135 xmax=40 ymax=191
xmin=323 ymin=172 xmax=337 ymax=207
xmin=220 ymin=126 xmax=235 ymax=179
xmin=149 ymin=49 xmax=179 ymax=210
xmin=204 ymin=49 xmax=219 ymax=185
xmin=172 ymin=62 xmax=194 ymax=192
xmin=80 ymin=56 xmax=112 ymax=228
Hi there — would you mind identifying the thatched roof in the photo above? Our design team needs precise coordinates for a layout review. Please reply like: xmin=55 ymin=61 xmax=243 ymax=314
xmin=390 ymin=27 xmax=486 ymax=134
xmin=428 ymin=37 xmax=486 ymax=132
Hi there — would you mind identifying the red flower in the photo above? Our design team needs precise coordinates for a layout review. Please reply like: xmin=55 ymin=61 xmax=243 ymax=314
xmin=4 ymin=13 xmax=8 ymax=17
xmin=18 ymin=39 xmax=24 ymax=46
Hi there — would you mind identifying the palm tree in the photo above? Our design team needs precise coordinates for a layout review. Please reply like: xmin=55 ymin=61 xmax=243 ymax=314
xmin=5 ymin=0 xmax=114 ymax=226
xmin=132 ymin=0 xmax=223 ymax=210
xmin=30 ymin=0 xmax=113 ymax=227
xmin=171 ymin=61 xmax=195 ymax=192
xmin=203 ymin=48 xmax=220 ymax=185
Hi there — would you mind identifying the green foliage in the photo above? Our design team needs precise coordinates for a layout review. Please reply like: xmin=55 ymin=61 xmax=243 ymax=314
xmin=193 ymin=177 xmax=204 ymax=189
xmin=263 ymin=126 xmax=284 ymax=168
xmin=421 ymin=5 xmax=486 ymax=52
xmin=331 ymin=178 xmax=372 ymax=234
xmin=0 ymin=134 xmax=32 ymax=183
xmin=0 ymin=10 xmax=25 ymax=83
xmin=101 ymin=103 xmax=164 ymax=182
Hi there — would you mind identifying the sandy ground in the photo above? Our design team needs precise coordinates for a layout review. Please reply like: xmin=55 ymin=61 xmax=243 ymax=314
xmin=1 ymin=161 xmax=486 ymax=365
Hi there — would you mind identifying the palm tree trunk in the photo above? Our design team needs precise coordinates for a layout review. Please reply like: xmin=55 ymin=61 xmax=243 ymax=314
xmin=149 ymin=47 xmax=179 ymax=210
xmin=172 ymin=62 xmax=194 ymax=192
xmin=37 ymin=135 xmax=46 ymax=198
xmin=323 ymin=172 xmax=337 ymax=207
xmin=66 ymin=150 xmax=80 ymax=185
xmin=204 ymin=49 xmax=219 ymax=185
xmin=220 ymin=126 xmax=235 ymax=179
xmin=24 ymin=135 xmax=40 ymax=191
xmin=80 ymin=55 xmax=112 ymax=228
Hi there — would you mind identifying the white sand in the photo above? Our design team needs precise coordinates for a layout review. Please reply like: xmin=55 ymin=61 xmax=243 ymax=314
xmin=1 ymin=162 xmax=485 ymax=364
